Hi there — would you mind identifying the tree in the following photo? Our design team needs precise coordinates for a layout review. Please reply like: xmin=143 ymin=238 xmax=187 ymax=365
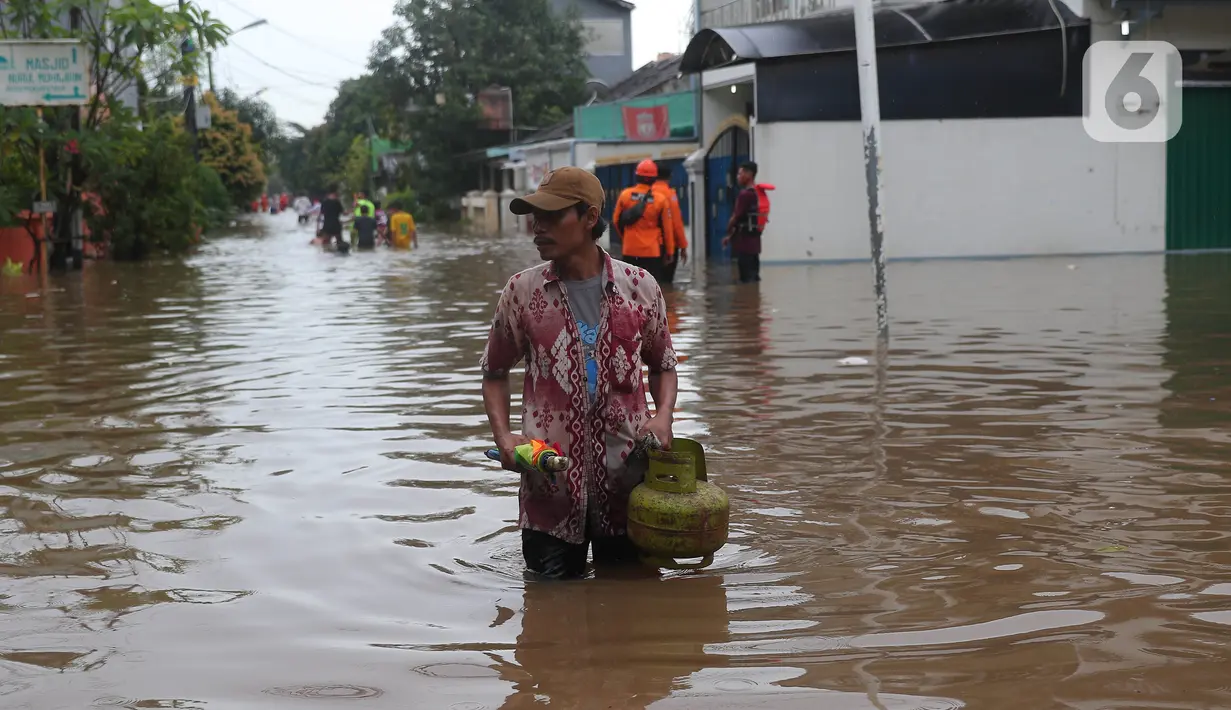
xmin=197 ymin=92 xmax=266 ymax=207
xmin=368 ymin=0 xmax=588 ymax=211
xmin=217 ymin=87 xmax=285 ymax=169
xmin=337 ymin=134 xmax=371 ymax=196
xmin=277 ymin=74 xmax=392 ymax=196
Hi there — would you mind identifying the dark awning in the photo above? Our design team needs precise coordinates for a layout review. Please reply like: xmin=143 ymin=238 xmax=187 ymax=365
xmin=681 ymin=0 xmax=1088 ymax=73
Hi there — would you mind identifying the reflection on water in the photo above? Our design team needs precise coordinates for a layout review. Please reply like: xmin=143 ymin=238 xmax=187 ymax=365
xmin=1 ymin=217 xmax=1230 ymax=709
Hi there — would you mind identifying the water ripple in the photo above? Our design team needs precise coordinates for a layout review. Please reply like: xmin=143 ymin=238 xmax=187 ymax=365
xmin=0 ymin=220 xmax=1228 ymax=708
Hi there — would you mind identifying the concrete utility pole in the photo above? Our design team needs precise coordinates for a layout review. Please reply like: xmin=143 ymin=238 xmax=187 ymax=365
xmin=180 ymin=0 xmax=199 ymax=161
xmin=854 ymin=0 xmax=888 ymax=340
xmin=366 ymin=115 xmax=378 ymax=198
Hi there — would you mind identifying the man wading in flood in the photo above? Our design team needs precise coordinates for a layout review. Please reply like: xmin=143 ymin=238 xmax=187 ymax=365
xmin=480 ymin=167 xmax=679 ymax=580
xmin=722 ymin=161 xmax=763 ymax=284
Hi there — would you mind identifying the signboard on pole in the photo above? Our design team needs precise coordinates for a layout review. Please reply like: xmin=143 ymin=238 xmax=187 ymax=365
xmin=195 ymin=103 xmax=212 ymax=130
xmin=0 ymin=40 xmax=90 ymax=107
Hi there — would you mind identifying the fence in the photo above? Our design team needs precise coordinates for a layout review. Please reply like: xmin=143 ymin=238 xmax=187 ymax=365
xmin=700 ymin=0 xmax=841 ymax=29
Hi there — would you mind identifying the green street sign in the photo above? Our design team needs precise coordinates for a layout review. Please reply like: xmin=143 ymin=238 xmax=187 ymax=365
xmin=0 ymin=40 xmax=90 ymax=107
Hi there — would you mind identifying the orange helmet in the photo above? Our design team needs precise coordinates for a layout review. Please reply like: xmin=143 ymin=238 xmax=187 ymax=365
xmin=635 ymin=159 xmax=658 ymax=179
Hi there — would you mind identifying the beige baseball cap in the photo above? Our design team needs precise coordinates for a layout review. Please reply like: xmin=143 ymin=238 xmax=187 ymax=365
xmin=509 ymin=167 xmax=605 ymax=215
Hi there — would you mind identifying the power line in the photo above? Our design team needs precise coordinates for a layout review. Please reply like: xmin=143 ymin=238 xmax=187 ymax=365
xmin=213 ymin=0 xmax=370 ymax=69
xmin=228 ymin=42 xmax=346 ymax=88
xmin=227 ymin=61 xmax=334 ymax=107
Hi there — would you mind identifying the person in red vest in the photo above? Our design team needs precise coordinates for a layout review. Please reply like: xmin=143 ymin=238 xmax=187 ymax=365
xmin=722 ymin=161 xmax=771 ymax=284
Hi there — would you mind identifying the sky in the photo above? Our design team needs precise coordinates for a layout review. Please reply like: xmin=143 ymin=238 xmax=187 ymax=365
xmin=198 ymin=0 xmax=694 ymax=128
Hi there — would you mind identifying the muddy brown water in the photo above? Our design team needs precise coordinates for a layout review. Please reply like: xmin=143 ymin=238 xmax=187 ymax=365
xmin=1 ymin=217 xmax=1230 ymax=709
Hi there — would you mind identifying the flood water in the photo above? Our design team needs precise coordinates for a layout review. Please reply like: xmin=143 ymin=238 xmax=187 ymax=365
xmin=2 ymin=217 xmax=1230 ymax=709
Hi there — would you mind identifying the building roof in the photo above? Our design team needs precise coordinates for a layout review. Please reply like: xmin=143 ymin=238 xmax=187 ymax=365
xmin=604 ymin=54 xmax=683 ymax=100
xmin=597 ymin=0 xmax=635 ymax=10
xmin=512 ymin=54 xmax=683 ymax=147
xmin=681 ymin=0 xmax=1086 ymax=73
xmin=525 ymin=116 xmax=576 ymax=144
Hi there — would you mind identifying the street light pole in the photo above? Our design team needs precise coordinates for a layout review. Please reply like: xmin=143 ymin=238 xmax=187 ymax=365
xmin=366 ymin=115 xmax=378 ymax=199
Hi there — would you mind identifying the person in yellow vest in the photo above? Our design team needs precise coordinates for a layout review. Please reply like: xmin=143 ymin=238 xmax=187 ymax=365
xmin=654 ymin=161 xmax=688 ymax=284
xmin=389 ymin=205 xmax=418 ymax=250
xmin=611 ymin=159 xmax=676 ymax=283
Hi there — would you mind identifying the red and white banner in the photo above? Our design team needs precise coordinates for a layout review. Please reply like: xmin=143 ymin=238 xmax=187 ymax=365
xmin=621 ymin=105 xmax=670 ymax=141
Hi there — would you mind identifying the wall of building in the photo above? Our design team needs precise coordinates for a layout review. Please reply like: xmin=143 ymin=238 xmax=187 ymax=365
xmin=520 ymin=142 xmax=580 ymax=188
xmin=592 ymin=142 xmax=697 ymax=166
xmin=552 ymin=0 xmax=634 ymax=87
xmin=753 ymin=118 xmax=1166 ymax=262
xmin=701 ymin=83 xmax=754 ymax=149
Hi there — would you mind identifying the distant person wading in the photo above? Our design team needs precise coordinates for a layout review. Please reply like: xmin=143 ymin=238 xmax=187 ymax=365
xmin=318 ymin=190 xmax=347 ymax=251
xmin=612 ymin=159 xmax=679 ymax=285
xmin=653 ymin=161 xmax=688 ymax=285
xmin=354 ymin=205 xmax=378 ymax=250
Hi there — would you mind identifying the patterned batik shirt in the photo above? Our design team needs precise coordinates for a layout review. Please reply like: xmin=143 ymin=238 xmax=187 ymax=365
xmin=479 ymin=250 xmax=678 ymax=544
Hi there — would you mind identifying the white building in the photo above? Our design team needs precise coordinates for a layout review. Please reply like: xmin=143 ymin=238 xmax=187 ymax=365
xmin=682 ymin=0 xmax=1231 ymax=265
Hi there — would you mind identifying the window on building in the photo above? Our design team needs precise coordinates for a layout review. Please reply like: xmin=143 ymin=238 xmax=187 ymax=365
xmin=582 ymin=19 xmax=626 ymax=57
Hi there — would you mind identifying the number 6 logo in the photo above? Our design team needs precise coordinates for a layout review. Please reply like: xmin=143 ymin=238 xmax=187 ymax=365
xmin=1083 ymin=41 xmax=1183 ymax=143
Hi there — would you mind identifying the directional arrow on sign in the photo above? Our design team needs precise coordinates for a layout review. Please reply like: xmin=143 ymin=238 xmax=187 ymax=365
xmin=44 ymin=88 xmax=84 ymax=101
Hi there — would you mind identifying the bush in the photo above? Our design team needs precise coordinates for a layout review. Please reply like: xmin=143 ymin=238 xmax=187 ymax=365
xmin=0 ymin=183 xmax=23 ymax=228
xmin=195 ymin=163 xmax=232 ymax=231
xmin=84 ymin=117 xmax=207 ymax=260
xmin=197 ymin=94 xmax=266 ymax=208
xmin=1 ymin=109 xmax=40 ymax=227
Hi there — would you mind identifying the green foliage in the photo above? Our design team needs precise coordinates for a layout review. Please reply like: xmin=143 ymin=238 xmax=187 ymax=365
xmin=198 ymin=93 xmax=266 ymax=207
xmin=0 ymin=108 xmax=40 ymax=226
xmin=367 ymin=0 xmax=588 ymax=211
xmin=0 ymin=0 xmax=233 ymax=260
xmin=0 ymin=184 xmax=22 ymax=228
xmin=278 ymin=74 xmax=394 ymax=196
xmin=280 ymin=0 xmax=586 ymax=216
xmin=337 ymin=135 xmax=371 ymax=196
xmin=195 ymin=163 xmax=231 ymax=229
xmin=82 ymin=117 xmax=207 ymax=260
xmin=383 ymin=188 xmax=418 ymax=214
xmin=216 ymin=88 xmax=285 ymax=170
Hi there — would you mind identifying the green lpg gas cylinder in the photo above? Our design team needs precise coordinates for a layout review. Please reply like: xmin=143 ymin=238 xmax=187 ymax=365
xmin=627 ymin=438 xmax=729 ymax=569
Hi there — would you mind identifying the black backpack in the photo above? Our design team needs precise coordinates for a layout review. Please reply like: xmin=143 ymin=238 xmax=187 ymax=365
xmin=617 ymin=189 xmax=655 ymax=231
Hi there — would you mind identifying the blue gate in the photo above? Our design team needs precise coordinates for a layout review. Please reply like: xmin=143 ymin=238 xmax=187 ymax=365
xmin=705 ymin=126 xmax=750 ymax=261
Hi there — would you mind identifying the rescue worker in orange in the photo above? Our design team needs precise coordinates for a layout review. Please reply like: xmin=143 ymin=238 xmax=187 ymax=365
xmin=654 ymin=161 xmax=688 ymax=284
xmin=612 ymin=159 xmax=678 ymax=284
